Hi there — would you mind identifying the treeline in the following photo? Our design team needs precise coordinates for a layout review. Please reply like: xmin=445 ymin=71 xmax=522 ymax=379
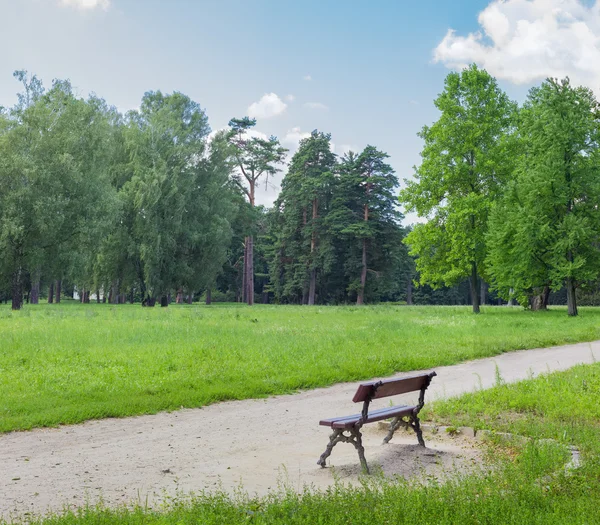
xmin=400 ymin=65 xmax=600 ymax=316
xmin=0 ymin=71 xmax=413 ymax=309
xmin=2 ymin=67 xmax=600 ymax=315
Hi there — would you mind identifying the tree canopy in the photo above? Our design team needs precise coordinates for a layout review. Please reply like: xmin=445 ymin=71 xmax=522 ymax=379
xmin=2 ymin=67 xmax=600 ymax=315
xmin=400 ymin=64 xmax=517 ymax=313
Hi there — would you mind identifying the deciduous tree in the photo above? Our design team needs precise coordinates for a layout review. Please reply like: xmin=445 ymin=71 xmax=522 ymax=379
xmin=399 ymin=65 xmax=517 ymax=313
xmin=487 ymin=78 xmax=600 ymax=316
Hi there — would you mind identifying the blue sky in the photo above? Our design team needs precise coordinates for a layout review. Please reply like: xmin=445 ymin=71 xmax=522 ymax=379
xmin=1 ymin=0 xmax=598 ymax=218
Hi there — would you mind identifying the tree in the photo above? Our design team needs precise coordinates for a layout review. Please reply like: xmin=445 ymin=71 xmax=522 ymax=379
xmin=487 ymin=78 xmax=600 ymax=316
xmin=227 ymin=117 xmax=286 ymax=305
xmin=175 ymin=130 xmax=237 ymax=300
xmin=399 ymin=65 xmax=517 ymax=313
xmin=0 ymin=72 xmax=115 ymax=310
xmin=271 ymin=131 xmax=335 ymax=304
xmin=123 ymin=90 xmax=236 ymax=306
xmin=339 ymin=146 xmax=401 ymax=305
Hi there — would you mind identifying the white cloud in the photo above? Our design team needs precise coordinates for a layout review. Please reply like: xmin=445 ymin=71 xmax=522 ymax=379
xmin=59 ymin=0 xmax=110 ymax=10
xmin=285 ymin=94 xmax=295 ymax=102
xmin=434 ymin=0 xmax=600 ymax=94
xmin=409 ymin=99 xmax=419 ymax=105
xmin=247 ymin=93 xmax=287 ymax=119
xmin=283 ymin=126 xmax=311 ymax=146
xmin=303 ymin=74 xmax=312 ymax=81
xmin=304 ymin=101 xmax=329 ymax=110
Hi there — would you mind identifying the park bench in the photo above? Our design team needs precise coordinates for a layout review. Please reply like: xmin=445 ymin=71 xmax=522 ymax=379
xmin=317 ymin=371 xmax=437 ymax=473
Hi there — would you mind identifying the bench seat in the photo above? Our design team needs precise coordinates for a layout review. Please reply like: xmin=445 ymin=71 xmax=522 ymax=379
xmin=319 ymin=404 xmax=416 ymax=429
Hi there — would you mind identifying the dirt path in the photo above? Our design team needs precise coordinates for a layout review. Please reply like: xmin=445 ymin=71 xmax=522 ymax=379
xmin=2 ymin=340 xmax=598 ymax=520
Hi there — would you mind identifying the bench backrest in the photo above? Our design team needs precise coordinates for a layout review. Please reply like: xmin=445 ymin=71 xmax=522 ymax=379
xmin=352 ymin=373 xmax=435 ymax=403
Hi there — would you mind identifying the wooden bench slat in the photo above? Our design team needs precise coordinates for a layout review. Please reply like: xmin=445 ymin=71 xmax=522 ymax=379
xmin=352 ymin=373 xmax=432 ymax=403
xmin=319 ymin=404 xmax=416 ymax=429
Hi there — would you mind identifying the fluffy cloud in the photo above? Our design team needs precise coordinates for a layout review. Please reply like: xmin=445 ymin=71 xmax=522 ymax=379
xmin=303 ymin=74 xmax=312 ymax=81
xmin=285 ymin=94 xmax=296 ymax=102
xmin=304 ymin=101 xmax=329 ymax=110
xmin=247 ymin=93 xmax=287 ymax=119
xmin=283 ymin=126 xmax=311 ymax=146
xmin=59 ymin=0 xmax=110 ymax=10
xmin=434 ymin=0 xmax=600 ymax=92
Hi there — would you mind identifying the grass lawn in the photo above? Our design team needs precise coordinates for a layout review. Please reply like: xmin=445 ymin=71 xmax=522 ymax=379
xmin=1 ymin=302 xmax=600 ymax=433
xmin=6 ymin=362 xmax=600 ymax=524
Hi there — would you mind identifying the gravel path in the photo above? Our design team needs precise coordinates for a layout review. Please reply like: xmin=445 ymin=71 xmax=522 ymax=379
xmin=2 ymin=340 xmax=598 ymax=520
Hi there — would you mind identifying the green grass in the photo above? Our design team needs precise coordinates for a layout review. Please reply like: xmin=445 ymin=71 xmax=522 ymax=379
xmin=425 ymin=361 xmax=600 ymax=456
xmin=7 ymin=363 xmax=600 ymax=524
xmin=2 ymin=302 xmax=600 ymax=433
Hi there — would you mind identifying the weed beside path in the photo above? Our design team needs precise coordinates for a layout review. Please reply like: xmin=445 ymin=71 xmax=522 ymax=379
xmin=1 ymin=303 xmax=600 ymax=432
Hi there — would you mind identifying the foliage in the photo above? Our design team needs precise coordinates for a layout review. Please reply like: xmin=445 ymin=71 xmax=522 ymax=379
xmin=487 ymin=78 xmax=600 ymax=316
xmin=0 ymin=72 xmax=117 ymax=308
xmin=400 ymin=65 xmax=517 ymax=313
xmin=270 ymin=130 xmax=336 ymax=303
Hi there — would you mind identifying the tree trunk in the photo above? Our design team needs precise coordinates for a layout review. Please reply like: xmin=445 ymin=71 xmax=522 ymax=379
xmin=308 ymin=268 xmax=317 ymax=305
xmin=187 ymin=293 xmax=193 ymax=304
xmin=160 ymin=295 xmax=169 ymax=307
xmin=30 ymin=276 xmax=40 ymax=305
xmin=55 ymin=280 xmax=62 ymax=304
xmin=566 ymin=278 xmax=578 ymax=316
xmin=242 ymin=238 xmax=248 ymax=304
xmin=406 ymin=277 xmax=413 ymax=305
xmin=139 ymin=279 xmax=146 ymax=306
xmin=470 ymin=262 xmax=480 ymax=314
xmin=543 ymin=285 xmax=550 ymax=308
xmin=205 ymin=288 xmax=212 ymax=305
xmin=111 ymin=282 xmax=118 ymax=304
xmin=12 ymin=268 xmax=23 ymax=311
xmin=308 ymin=198 xmax=318 ymax=306
xmin=530 ymin=285 xmax=550 ymax=311
xmin=357 ymin=238 xmax=368 ymax=305
xmin=176 ymin=289 xmax=183 ymax=304
xmin=480 ymin=280 xmax=487 ymax=306
xmin=48 ymin=282 xmax=54 ymax=304
xmin=508 ymin=287 xmax=515 ymax=306
xmin=246 ymin=235 xmax=254 ymax=305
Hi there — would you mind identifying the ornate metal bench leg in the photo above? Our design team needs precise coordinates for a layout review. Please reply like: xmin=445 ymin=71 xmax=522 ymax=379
xmin=317 ymin=429 xmax=343 ymax=467
xmin=351 ymin=427 xmax=370 ymax=474
xmin=383 ymin=416 xmax=408 ymax=444
xmin=410 ymin=414 xmax=425 ymax=447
